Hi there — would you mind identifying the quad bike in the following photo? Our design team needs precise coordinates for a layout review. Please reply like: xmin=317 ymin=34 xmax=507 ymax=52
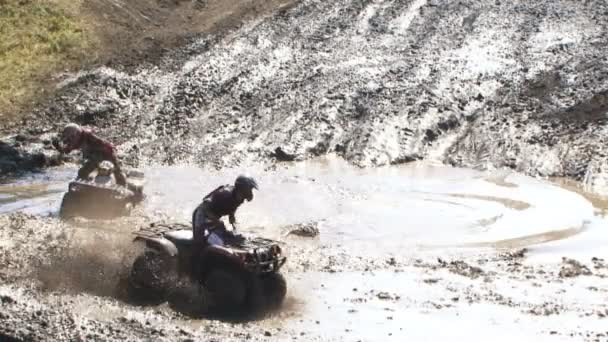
xmin=59 ymin=167 xmax=145 ymax=220
xmin=127 ymin=222 xmax=287 ymax=313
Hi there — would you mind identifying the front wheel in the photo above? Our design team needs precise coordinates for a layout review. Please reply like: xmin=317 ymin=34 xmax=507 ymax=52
xmin=261 ymin=273 xmax=287 ymax=309
xmin=203 ymin=267 xmax=248 ymax=312
xmin=248 ymin=272 xmax=287 ymax=312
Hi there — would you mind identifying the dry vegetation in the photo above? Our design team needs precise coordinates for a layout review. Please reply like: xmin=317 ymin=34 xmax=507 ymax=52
xmin=0 ymin=0 xmax=294 ymax=126
xmin=0 ymin=0 xmax=96 ymax=121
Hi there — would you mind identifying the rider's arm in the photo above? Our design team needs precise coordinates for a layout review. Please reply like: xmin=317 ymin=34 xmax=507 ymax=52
xmin=52 ymin=137 xmax=72 ymax=154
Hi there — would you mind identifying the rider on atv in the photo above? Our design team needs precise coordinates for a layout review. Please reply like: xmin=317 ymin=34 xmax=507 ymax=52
xmin=54 ymin=123 xmax=127 ymax=186
xmin=192 ymin=175 xmax=259 ymax=247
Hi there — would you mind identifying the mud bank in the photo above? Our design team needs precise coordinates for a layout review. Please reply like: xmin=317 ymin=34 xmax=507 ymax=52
xmin=2 ymin=0 xmax=608 ymax=193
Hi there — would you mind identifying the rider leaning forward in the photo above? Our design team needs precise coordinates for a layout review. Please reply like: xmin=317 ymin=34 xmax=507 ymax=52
xmin=54 ymin=123 xmax=127 ymax=186
xmin=192 ymin=175 xmax=259 ymax=246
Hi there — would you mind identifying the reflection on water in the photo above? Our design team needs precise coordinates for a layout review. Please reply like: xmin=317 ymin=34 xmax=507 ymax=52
xmin=0 ymin=167 xmax=73 ymax=215
xmin=550 ymin=177 xmax=608 ymax=217
xmin=440 ymin=193 xmax=531 ymax=210
xmin=0 ymin=156 xmax=605 ymax=254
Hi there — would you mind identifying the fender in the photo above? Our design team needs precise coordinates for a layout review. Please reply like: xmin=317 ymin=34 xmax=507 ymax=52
xmin=134 ymin=236 xmax=178 ymax=258
xmin=198 ymin=245 xmax=243 ymax=271
xmin=201 ymin=244 xmax=240 ymax=260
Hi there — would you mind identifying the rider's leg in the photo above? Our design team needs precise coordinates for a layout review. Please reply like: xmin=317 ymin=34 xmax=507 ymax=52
xmin=191 ymin=207 xmax=208 ymax=281
xmin=77 ymin=159 xmax=98 ymax=181
xmin=109 ymin=155 xmax=127 ymax=186
xmin=206 ymin=232 xmax=225 ymax=246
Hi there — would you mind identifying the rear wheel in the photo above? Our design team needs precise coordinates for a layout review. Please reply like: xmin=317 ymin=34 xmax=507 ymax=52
xmin=128 ymin=250 xmax=173 ymax=302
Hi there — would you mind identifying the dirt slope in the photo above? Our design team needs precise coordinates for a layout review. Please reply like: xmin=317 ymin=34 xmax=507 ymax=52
xmin=2 ymin=0 xmax=607 ymax=192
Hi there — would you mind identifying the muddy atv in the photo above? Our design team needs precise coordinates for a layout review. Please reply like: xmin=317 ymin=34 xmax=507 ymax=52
xmin=127 ymin=222 xmax=287 ymax=313
xmin=59 ymin=169 xmax=145 ymax=220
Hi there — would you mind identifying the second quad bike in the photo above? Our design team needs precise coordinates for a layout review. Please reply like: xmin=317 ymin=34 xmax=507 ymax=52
xmin=59 ymin=167 xmax=145 ymax=220
xmin=128 ymin=222 xmax=287 ymax=313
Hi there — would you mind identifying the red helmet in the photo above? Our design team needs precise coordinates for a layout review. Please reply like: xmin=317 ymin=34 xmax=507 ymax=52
xmin=62 ymin=123 xmax=83 ymax=146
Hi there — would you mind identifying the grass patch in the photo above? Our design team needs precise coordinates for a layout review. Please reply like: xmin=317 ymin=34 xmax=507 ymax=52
xmin=0 ymin=0 xmax=96 ymax=122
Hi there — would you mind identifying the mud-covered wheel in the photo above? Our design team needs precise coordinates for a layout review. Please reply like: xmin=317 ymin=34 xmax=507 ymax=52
xmin=203 ymin=267 xmax=248 ymax=311
xmin=167 ymin=281 xmax=209 ymax=316
xmin=247 ymin=273 xmax=287 ymax=311
xmin=261 ymin=273 xmax=287 ymax=309
xmin=128 ymin=250 xmax=172 ymax=302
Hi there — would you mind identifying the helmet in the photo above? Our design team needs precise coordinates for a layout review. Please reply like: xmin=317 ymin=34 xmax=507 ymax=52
xmin=62 ymin=123 xmax=83 ymax=145
xmin=235 ymin=175 xmax=258 ymax=190
xmin=97 ymin=161 xmax=114 ymax=177
xmin=234 ymin=175 xmax=258 ymax=201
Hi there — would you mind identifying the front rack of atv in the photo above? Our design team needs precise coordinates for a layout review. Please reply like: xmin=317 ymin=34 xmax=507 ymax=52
xmin=236 ymin=238 xmax=287 ymax=273
xmin=231 ymin=236 xmax=284 ymax=249
xmin=243 ymin=254 xmax=287 ymax=273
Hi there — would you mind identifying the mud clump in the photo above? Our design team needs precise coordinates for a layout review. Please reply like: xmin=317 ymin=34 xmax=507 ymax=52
xmin=284 ymin=221 xmax=320 ymax=238
xmin=438 ymin=258 xmax=485 ymax=279
xmin=499 ymin=248 xmax=528 ymax=261
xmin=559 ymin=258 xmax=593 ymax=278
xmin=376 ymin=292 xmax=399 ymax=301
xmin=527 ymin=302 xmax=563 ymax=316
xmin=591 ymin=257 xmax=607 ymax=270
xmin=272 ymin=147 xmax=298 ymax=162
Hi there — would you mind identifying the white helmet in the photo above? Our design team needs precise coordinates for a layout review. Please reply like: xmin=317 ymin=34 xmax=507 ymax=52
xmin=97 ymin=161 xmax=114 ymax=177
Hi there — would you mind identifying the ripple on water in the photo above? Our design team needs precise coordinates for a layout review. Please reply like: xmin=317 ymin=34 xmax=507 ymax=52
xmin=0 ymin=156 xmax=605 ymax=257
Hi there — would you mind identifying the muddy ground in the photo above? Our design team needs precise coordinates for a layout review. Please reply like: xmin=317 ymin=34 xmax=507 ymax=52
xmin=1 ymin=210 xmax=608 ymax=341
xmin=1 ymin=0 xmax=608 ymax=340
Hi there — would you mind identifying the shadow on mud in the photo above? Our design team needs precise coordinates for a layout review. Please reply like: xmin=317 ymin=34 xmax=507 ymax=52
xmin=121 ymin=278 xmax=286 ymax=323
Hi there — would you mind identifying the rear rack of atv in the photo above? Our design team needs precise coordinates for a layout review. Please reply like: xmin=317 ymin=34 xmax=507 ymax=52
xmin=132 ymin=222 xmax=191 ymax=239
xmin=69 ymin=180 xmax=134 ymax=197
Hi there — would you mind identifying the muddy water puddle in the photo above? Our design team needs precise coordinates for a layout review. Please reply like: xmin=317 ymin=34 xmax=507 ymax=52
xmin=0 ymin=157 xmax=605 ymax=254
xmin=0 ymin=168 xmax=73 ymax=215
